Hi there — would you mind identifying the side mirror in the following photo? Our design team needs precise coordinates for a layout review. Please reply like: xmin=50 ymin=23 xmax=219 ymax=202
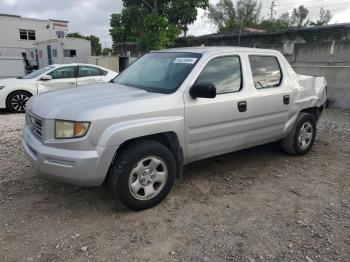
xmin=40 ymin=75 xmax=52 ymax=81
xmin=190 ymin=83 xmax=216 ymax=99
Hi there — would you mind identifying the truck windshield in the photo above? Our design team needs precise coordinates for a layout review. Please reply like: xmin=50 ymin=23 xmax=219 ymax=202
xmin=115 ymin=52 xmax=201 ymax=94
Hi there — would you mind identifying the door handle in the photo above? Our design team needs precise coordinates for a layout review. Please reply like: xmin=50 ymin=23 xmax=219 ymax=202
xmin=283 ymin=95 xmax=290 ymax=105
xmin=238 ymin=101 xmax=247 ymax=112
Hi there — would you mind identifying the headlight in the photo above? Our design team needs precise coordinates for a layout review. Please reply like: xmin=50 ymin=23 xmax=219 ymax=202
xmin=0 ymin=86 xmax=5 ymax=90
xmin=55 ymin=120 xmax=90 ymax=139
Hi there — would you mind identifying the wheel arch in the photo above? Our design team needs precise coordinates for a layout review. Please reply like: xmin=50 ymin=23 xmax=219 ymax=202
xmin=104 ymin=132 xmax=184 ymax=185
xmin=6 ymin=89 xmax=34 ymax=110
xmin=300 ymin=106 xmax=321 ymax=121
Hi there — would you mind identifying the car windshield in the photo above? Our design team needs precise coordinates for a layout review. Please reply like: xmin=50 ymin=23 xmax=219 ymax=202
xmin=115 ymin=52 xmax=201 ymax=94
xmin=22 ymin=66 xmax=54 ymax=79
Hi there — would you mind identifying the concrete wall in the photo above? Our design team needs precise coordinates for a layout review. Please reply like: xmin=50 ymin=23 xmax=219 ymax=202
xmin=293 ymin=65 xmax=350 ymax=108
xmin=289 ymin=41 xmax=350 ymax=108
xmin=88 ymin=56 xmax=119 ymax=72
xmin=0 ymin=56 xmax=25 ymax=78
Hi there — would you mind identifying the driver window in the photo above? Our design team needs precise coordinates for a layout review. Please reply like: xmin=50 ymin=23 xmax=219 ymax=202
xmin=49 ymin=67 xmax=75 ymax=79
xmin=196 ymin=56 xmax=242 ymax=94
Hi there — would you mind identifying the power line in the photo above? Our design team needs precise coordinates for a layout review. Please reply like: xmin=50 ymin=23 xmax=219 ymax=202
xmin=275 ymin=3 xmax=350 ymax=13
xmin=275 ymin=0 xmax=350 ymax=6
xmin=275 ymin=1 xmax=350 ymax=11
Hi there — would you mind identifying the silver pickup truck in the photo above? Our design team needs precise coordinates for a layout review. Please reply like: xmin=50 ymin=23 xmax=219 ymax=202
xmin=22 ymin=47 xmax=327 ymax=210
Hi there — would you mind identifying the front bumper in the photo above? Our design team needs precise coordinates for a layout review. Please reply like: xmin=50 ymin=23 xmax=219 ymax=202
xmin=22 ymin=126 xmax=117 ymax=186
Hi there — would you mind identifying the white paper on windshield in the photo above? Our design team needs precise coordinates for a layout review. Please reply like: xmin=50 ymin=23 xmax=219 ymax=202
xmin=173 ymin=58 xmax=197 ymax=64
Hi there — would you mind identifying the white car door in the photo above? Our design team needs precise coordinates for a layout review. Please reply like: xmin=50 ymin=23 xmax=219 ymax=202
xmin=77 ymin=65 xmax=107 ymax=86
xmin=37 ymin=66 xmax=77 ymax=93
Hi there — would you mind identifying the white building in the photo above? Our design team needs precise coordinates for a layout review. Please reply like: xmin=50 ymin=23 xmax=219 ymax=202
xmin=0 ymin=13 xmax=69 ymax=59
xmin=32 ymin=38 xmax=91 ymax=67
xmin=0 ymin=13 xmax=91 ymax=74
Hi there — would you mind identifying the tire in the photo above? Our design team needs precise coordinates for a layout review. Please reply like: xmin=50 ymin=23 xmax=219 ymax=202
xmin=108 ymin=140 xmax=176 ymax=210
xmin=6 ymin=91 xmax=32 ymax=113
xmin=282 ymin=112 xmax=317 ymax=155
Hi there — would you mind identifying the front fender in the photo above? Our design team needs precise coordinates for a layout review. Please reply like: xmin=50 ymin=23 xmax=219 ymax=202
xmin=98 ymin=116 xmax=185 ymax=149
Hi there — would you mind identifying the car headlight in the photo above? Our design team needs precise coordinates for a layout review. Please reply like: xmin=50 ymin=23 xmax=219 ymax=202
xmin=0 ymin=86 xmax=5 ymax=91
xmin=55 ymin=120 xmax=90 ymax=139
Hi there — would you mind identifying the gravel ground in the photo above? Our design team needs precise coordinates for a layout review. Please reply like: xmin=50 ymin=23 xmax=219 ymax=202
xmin=0 ymin=109 xmax=349 ymax=262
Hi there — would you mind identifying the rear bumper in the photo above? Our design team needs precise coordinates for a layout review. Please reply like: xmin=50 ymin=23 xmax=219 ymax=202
xmin=22 ymin=127 xmax=117 ymax=186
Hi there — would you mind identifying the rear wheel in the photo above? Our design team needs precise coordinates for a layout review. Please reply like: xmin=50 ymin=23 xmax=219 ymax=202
xmin=282 ymin=112 xmax=316 ymax=155
xmin=6 ymin=91 xmax=32 ymax=113
xmin=108 ymin=140 xmax=176 ymax=210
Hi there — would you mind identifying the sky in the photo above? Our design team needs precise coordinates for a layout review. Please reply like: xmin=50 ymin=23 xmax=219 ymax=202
xmin=1 ymin=0 xmax=350 ymax=48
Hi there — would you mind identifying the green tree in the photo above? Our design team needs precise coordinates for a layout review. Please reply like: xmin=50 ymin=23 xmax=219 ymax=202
xmin=88 ymin=35 xmax=102 ymax=56
xmin=110 ymin=0 xmax=208 ymax=50
xmin=236 ymin=0 xmax=261 ymax=28
xmin=67 ymin=33 xmax=102 ymax=56
xmin=66 ymin=32 xmax=85 ymax=38
xmin=258 ymin=19 xmax=290 ymax=31
xmin=208 ymin=0 xmax=238 ymax=32
xmin=291 ymin=5 xmax=309 ymax=27
xmin=208 ymin=0 xmax=262 ymax=32
xmin=310 ymin=8 xmax=332 ymax=26
xmin=102 ymin=48 xmax=114 ymax=56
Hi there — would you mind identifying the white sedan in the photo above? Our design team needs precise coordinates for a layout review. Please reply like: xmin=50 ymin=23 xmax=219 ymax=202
xmin=0 ymin=63 xmax=118 ymax=112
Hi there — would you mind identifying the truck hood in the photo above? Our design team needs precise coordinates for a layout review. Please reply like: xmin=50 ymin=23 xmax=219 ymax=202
xmin=27 ymin=83 xmax=165 ymax=120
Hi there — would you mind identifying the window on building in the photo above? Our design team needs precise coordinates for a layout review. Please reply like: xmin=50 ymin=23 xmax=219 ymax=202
xmin=49 ymin=66 xmax=76 ymax=79
xmin=19 ymin=29 xmax=36 ymax=40
xmin=56 ymin=31 xmax=65 ymax=38
xmin=19 ymin=29 xmax=27 ymax=40
xmin=28 ymin=30 xmax=36 ymax=40
xmin=64 ymin=49 xmax=77 ymax=57
xmin=249 ymin=55 xmax=282 ymax=89
xmin=196 ymin=56 xmax=242 ymax=94
xmin=52 ymin=49 xmax=58 ymax=58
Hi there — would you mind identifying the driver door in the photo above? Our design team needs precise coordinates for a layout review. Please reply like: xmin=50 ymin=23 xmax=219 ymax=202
xmin=37 ymin=66 xmax=77 ymax=93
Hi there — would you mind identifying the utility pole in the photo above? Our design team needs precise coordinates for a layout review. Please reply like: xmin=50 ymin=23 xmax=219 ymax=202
xmin=237 ymin=0 xmax=245 ymax=46
xmin=269 ymin=0 xmax=276 ymax=21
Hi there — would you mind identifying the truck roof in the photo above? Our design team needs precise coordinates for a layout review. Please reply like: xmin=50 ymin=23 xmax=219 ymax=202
xmin=158 ymin=46 xmax=281 ymax=55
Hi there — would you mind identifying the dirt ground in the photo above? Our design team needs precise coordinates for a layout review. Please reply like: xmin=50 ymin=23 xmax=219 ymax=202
xmin=0 ymin=109 xmax=349 ymax=262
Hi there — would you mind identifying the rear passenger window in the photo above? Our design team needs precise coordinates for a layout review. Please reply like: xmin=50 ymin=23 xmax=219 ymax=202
xmin=249 ymin=56 xmax=282 ymax=89
xmin=196 ymin=56 xmax=242 ymax=94
xmin=78 ymin=66 xmax=104 ymax=77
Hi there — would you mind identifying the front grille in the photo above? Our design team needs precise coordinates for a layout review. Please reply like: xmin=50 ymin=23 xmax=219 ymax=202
xmin=29 ymin=114 xmax=43 ymax=140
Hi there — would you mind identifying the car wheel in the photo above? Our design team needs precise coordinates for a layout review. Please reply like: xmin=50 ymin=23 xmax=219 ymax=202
xmin=282 ymin=112 xmax=316 ymax=155
xmin=6 ymin=91 xmax=32 ymax=113
xmin=108 ymin=140 xmax=176 ymax=210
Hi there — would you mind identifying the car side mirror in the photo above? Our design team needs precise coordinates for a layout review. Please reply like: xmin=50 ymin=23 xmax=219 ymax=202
xmin=40 ymin=75 xmax=52 ymax=81
xmin=190 ymin=83 xmax=216 ymax=99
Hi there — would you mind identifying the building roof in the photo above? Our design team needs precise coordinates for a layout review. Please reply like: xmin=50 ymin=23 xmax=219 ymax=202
xmin=0 ymin=13 xmax=69 ymax=23
xmin=187 ymin=22 xmax=350 ymax=39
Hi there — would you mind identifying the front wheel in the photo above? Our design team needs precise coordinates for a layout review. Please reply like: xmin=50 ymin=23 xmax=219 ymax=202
xmin=6 ymin=91 xmax=32 ymax=113
xmin=108 ymin=140 xmax=176 ymax=210
xmin=282 ymin=112 xmax=317 ymax=155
